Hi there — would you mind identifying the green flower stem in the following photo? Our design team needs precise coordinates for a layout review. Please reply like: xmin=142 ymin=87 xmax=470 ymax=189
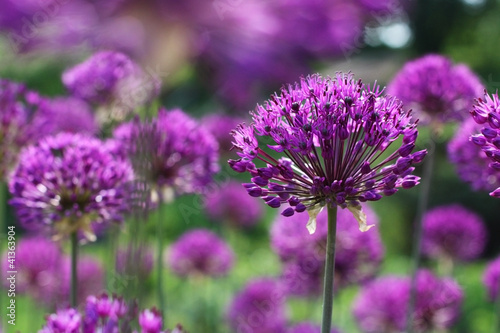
xmin=157 ymin=198 xmax=166 ymax=323
xmin=321 ymin=204 xmax=338 ymax=333
xmin=70 ymin=231 xmax=78 ymax=307
xmin=406 ymin=138 xmax=436 ymax=332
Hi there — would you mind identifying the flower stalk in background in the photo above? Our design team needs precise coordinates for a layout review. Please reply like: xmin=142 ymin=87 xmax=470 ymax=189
xmin=229 ymin=73 xmax=425 ymax=333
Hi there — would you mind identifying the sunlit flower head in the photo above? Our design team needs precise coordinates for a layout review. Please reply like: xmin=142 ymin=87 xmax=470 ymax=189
xmin=230 ymin=73 xmax=425 ymax=233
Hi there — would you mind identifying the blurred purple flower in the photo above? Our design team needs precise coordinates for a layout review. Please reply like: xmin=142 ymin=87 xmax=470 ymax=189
xmin=227 ymin=278 xmax=287 ymax=333
xmin=422 ymin=204 xmax=486 ymax=262
xmin=288 ymin=322 xmax=341 ymax=333
xmin=229 ymin=73 xmax=424 ymax=233
xmin=83 ymin=293 xmax=128 ymax=332
xmin=113 ymin=108 xmax=219 ymax=201
xmin=469 ymin=91 xmax=500 ymax=197
xmin=9 ymin=133 xmax=133 ymax=241
xmin=202 ymin=113 xmax=247 ymax=154
xmin=115 ymin=246 xmax=153 ymax=278
xmin=272 ymin=204 xmax=383 ymax=294
xmin=387 ymin=54 xmax=484 ymax=126
xmin=353 ymin=270 xmax=463 ymax=333
xmin=448 ymin=118 xmax=500 ymax=191
xmin=483 ymin=255 xmax=500 ymax=301
xmin=138 ymin=308 xmax=162 ymax=333
xmin=1 ymin=236 xmax=61 ymax=305
xmin=203 ymin=181 xmax=263 ymax=228
xmin=39 ymin=308 xmax=82 ymax=333
xmin=167 ymin=229 xmax=234 ymax=278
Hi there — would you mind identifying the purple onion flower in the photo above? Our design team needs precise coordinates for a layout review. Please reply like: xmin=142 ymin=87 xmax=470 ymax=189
xmin=422 ymin=204 xmax=487 ymax=262
xmin=469 ymin=92 xmax=500 ymax=197
xmin=167 ymin=229 xmax=234 ymax=278
xmin=448 ymin=118 xmax=500 ymax=191
xmin=203 ymin=181 xmax=263 ymax=228
xmin=227 ymin=278 xmax=287 ymax=333
xmin=138 ymin=308 xmax=163 ymax=333
xmin=113 ymin=108 xmax=219 ymax=201
xmin=1 ymin=236 xmax=61 ymax=305
xmin=8 ymin=133 xmax=133 ymax=241
xmin=39 ymin=308 xmax=82 ymax=333
xmin=387 ymin=54 xmax=484 ymax=126
xmin=353 ymin=270 xmax=463 ymax=333
xmin=288 ymin=322 xmax=341 ymax=333
xmin=483 ymin=255 xmax=500 ymax=301
xmin=272 ymin=204 xmax=383 ymax=294
xmin=229 ymin=73 xmax=425 ymax=233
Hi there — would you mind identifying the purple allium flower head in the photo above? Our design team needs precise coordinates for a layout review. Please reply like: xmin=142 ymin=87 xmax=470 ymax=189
xmin=422 ymin=204 xmax=487 ymax=262
xmin=9 ymin=132 xmax=134 ymax=241
xmin=83 ymin=293 xmax=128 ymax=332
xmin=229 ymin=73 xmax=425 ymax=233
xmin=271 ymin=204 xmax=383 ymax=292
xmin=116 ymin=247 xmax=154 ymax=278
xmin=448 ymin=118 xmax=500 ymax=191
xmin=30 ymin=97 xmax=98 ymax=140
xmin=468 ymin=91 xmax=500 ymax=197
xmin=227 ymin=278 xmax=287 ymax=333
xmin=113 ymin=108 xmax=219 ymax=201
xmin=138 ymin=308 xmax=163 ymax=333
xmin=288 ymin=322 xmax=341 ymax=333
xmin=39 ymin=308 xmax=82 ymax=333
xmin=60 ymin=256 xmax=105 ymax=307
xmin=1 ymin=236 xmax=61 ymax=304
xmin=167 ymin=229 xmax=234 ymax=278
xmin=203 ymin=181 xmax=263 ymax=228
xmin=202 ymin=113 xmax=247 ymax=153
xmin=483 ymin=255 xmax=500 ymax=301
xmin=353 ymin=270 xmax=463 ymax=333
xmin=387 ymin=54 xmax=484 ymax=126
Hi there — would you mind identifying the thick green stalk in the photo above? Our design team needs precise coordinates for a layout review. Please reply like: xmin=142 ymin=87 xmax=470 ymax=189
xmin=406 ymin=139 xmax=436 ymax=332
xmin=157 ymin=197 xmax=166 ymax=322
xmin=70 ymin=231 xmax=78 ymax=307
xmin=321 ymin=204 xmax=338 ymax=333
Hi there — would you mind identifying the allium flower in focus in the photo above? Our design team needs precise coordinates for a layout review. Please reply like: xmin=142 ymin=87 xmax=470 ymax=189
xmin=62 ymin=51 xmax=161 ymax=122
xmin=113 ymin=108 xmax=219 ymax=201
xmin=9 ymin=133 xmax=133 ymax=241
xmin=203 ymin=181 xmax=263 ymax=228
xmin=227 ymin=278 xmax=287 ymax=333
xmin=167 ymin=229 xmax=234 ymax=278
xmin=353 ymin=270 xmax=463 ymax=333
xmin=469 ymin=92 xmax=500 ymax=197
xmin=288 ymin=322 xmax=341 ymax=333
xmin=229 ymin=73 xmax=425 ymax=233
xmin=1 ymin=237 xmax=61 ymax=304
xmin=271 ymin=204 xmax=383 ymax=294
xmin=422 ymin=204 xmax=486 ymax=262
xmin=483 ymin=255 xmax=500 ymax=301
xmin=448 ymin=118 xmax=500 ymax=191
xmin=387 ymin=54 xmax=484 ymax=126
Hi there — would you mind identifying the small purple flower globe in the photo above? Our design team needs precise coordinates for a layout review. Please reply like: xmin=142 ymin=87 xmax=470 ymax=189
xmin=353 ymin=270 xmax=463 ymax=333
xmin=271 ymin=204 xmax=383 ymax=293
xmin=227 ymin=278 xmax=287 ymax=333
xmin=9 ymin=132 xmax=134 ymax=241
xmin=167 ymin=229 xmax=234 ymax=278
xmin=469 ymin=92 xmax=500 ymax=197
xmin=422 ymin=204 xmax=487 ymax=262
xmin=483 ymin=255 xmax=500 ymax=301
xmin=229 ymin=73 xmax=425 ymax=233
xmin=448 ymin=118 xmax=500 ymax=191
xmin=1 ymin=236 xmax=61 ymax=304
xmin=138 ymin=308 xmax=163 ymax=333
xmin=288 ymin=322 xmax=341 ymax=333
xmin=39 ymin=308 xmax=82 ymax=333
xmin=113 ymin=108 xmax=219 ymax=201
xmin=203 ymin=181 xmax=263 ymax=228
xmin=387 ymin=54 xmax=484 ymax=126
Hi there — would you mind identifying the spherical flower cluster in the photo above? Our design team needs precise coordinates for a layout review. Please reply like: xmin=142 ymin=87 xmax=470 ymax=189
xmin=38 ymin=293 xmax=186 ymax=333
xmin=288 ymin=322 xmax=341 ymax=333
xmin=115 ymin=247 xmax=154 ymax=278
xmin=483 ymin=255 xmax=500 ymax=301
xmin=230 ymin=73 xmax=425 ymax=233
xmin=448 ymin=118 xmax=500 ymax=191
xmin=387 ymin=54 xmax=484 ymax=126
xmin=469 ymin=92 xmax=500 ymax=197
xmin=422 ymin=204 xmax=486 ymax=262
xmin=9 ymin=132 xmax=134 ymax=241
xmin=227 ymin=278 xmax=287 ymax=333
xmin=113 ymin=108 xmax=219 ymax=200
xmin=203 ymin=181 xmax=263 ymax=228
xmin=353 ymin=270 xmax=463 ymax=333
xmin=167 ymin=229 xmax=234 ymax=278
xmin=202 ymin=114 xmax=248 ymax=153
xmin=271 ymin=204 xmax=383 ymax=295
